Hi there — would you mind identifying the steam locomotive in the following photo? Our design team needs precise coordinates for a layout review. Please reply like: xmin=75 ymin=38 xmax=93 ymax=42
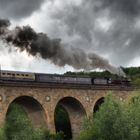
xmin=0 ymin=70 xmax=131 ymax=86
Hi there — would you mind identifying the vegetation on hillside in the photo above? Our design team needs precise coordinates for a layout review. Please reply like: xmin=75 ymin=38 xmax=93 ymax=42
xmin=123 ymin=67 xmax=140 ymax=86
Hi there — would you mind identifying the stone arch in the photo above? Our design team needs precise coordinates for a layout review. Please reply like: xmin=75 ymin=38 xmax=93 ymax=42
xmin=93 ymin=97 xmax=105 ymax=113
xmin=54 ymin=96 xmax=86 ymax=139
xmin=6 ymin=96 xmax=48 ymax=127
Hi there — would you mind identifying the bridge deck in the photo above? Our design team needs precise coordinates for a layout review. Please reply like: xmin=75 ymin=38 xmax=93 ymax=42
xmin=0 ymin=80 xmax=135 ymax=90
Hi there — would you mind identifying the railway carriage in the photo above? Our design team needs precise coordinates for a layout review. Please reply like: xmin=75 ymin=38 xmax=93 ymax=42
xmin=35 ymin=74 xmax=61 ymax=83
xmin=0 ymin=70 xmax=35 ymax=81
xmin=35 ymin=73 xmax=92 ymax=85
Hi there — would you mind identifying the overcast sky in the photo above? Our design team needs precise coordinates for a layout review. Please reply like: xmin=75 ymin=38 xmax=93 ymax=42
xmin=0 ymin=0 xmax=140 ymax=73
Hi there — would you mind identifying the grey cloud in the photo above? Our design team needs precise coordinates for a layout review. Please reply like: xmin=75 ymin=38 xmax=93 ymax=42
xmin=0 ymin=0 xmax=45 ymax=19
xmin=96 ymin=0 xmax=140 ymax=17
xmin=49 ymin=0 xmax=140 ymax=66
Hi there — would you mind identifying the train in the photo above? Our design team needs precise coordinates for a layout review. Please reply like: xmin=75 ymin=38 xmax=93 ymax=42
xmin=0 ymin=70 xmax=131 ymax=86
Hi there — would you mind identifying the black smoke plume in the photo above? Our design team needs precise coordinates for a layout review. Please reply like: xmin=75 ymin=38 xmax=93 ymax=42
xmin=0 ymin=19 xmax=10 ymax=35
xmin=0 ymin=18 xmax=125 ymax=76
xmin=0 ymin=19 xmax=10 ymax=28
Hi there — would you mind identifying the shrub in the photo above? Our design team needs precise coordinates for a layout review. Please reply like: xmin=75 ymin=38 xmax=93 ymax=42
xmin=77 ymin=94 xmax=140 ymax=140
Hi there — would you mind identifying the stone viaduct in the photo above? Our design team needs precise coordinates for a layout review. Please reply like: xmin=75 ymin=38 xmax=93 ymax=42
xmin=0 ymin=82 xmax=137 ymax=139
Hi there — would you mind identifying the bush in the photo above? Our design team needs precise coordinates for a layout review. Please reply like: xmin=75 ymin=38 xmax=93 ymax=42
xmin=0 ymin=126 xmax=6 ymax=140
xmin=5 ymin=104 xmax=35 ymax=140
xmin=77 ymin=94 xmax=140 ymax=140
xmin=4 ymin=103 xmax=64 ymax=140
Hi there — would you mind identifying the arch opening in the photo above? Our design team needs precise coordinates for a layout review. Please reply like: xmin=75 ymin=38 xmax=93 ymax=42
xmin=93 ymin=97 xmax=104 ymax=113
xmin=6 ymin=96 xmax=47 ymax=127
xmin=55 ymin=104 xmax=72 ymax=140
xmin=54 ymin=97 xmax=86 ymax=140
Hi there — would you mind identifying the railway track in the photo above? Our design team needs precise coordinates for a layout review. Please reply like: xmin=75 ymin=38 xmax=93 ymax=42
xmin=0 ymin=80 xmax=135 ymax=90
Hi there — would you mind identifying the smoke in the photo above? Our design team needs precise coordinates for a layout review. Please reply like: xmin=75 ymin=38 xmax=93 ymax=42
xmin=0 ymin=19 xmax=10 ymax=28
xmin=0 ymin=19 xmax=10 ymax=35
xmin=0 ymin=18 xmax=125 ymax=76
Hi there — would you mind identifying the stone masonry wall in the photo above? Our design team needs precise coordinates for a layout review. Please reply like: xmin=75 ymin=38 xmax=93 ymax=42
xmin=0 ymin=85 xmax=136 ymax=137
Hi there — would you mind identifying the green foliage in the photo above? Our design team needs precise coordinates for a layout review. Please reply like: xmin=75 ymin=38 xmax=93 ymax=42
xmin=55 ymin=105 xmax=72 ymax=140
xmin=133 ymin=78 xmax=140 ymax=86
xmin=123 ymin=67 xmax=140 ymax=77
xmin=3 ymin=103 xmax=64 ymax=140
xmin=0 ymin=126 xmax=6 ymax=140
xmin=52 ymin=131 xmax=65 ymax=140
xmin=5 ymin=104 xmax=35 ymax=140
xmin=77 ymin=94 xmax=140 ymax=140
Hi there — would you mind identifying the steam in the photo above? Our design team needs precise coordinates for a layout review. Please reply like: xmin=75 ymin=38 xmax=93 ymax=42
xmin=0 ymin=18 xmax=126 ymax=77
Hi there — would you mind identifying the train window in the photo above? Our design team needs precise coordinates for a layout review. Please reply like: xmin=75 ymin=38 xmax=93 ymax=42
xmin=12 ymin=74 xmax=15 ymax=76
xmin=16 ymin=74 xmax=20 ymax=76
xmin=2 ymin=73 xmax=5 ymax=75
xmin=25 ymin=74 xmax=28 ymax=77
xmin=7 ymin=73 xmax=11 ymax=75
xmin=21 ymin=74 xmax=25 ymax=76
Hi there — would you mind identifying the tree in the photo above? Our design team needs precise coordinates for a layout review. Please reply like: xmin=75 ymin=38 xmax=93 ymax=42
xmin=77 ymin=94 xmax=140 ymax=140
xmin=0 ymin=126 xmax=6 ymax=140
xmin=5 ymin=103 xmax=64 ymax=140
xmin=5 ymin=104 xmax=35 ymax=140
xmin=55 ymin=104 xmax=72 ymax=140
